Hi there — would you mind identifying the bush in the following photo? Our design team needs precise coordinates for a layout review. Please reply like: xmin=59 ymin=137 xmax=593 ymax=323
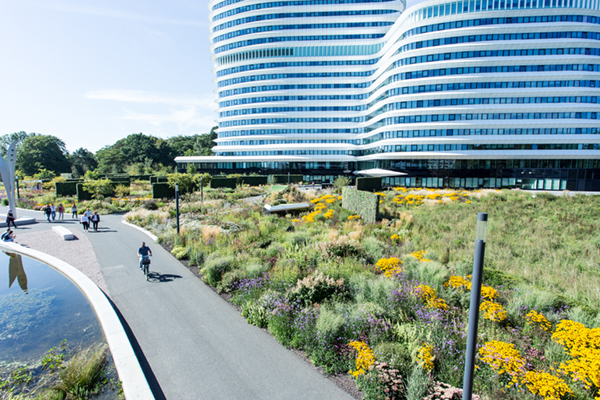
xmin=171 ymin=246 xmax=187 ymax=259
xmin=114 ymin=184 xmax=131 ymax=197
xmin=373 ymin=342 xmax=412 ymax=376
xmin=288 ymin=271 xmax=347 ymax=306
xmin=143 ymin=200 xmax=159 ymax=210
xmin=201 ymin=255 xmax=235 ymax=286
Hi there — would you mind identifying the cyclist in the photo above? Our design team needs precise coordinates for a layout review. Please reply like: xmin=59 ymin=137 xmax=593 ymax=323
xmin=137 ymin=242 xmax=153 ymax=270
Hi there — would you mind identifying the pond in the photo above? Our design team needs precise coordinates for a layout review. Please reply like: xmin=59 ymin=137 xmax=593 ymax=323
xmin=0 ymin=250 xmax=120 ymax=398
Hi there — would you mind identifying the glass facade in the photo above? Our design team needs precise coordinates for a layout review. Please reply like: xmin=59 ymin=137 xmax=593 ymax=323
xmin=176 ymin=0 xmax=600 ymax=190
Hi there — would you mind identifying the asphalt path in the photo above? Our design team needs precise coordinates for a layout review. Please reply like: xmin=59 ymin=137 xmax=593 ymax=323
xmin=4 ymin=207 xmax=352 ymax=400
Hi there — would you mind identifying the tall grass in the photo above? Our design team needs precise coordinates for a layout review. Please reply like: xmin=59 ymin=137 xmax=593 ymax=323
xmin=406 ymin=191 xmax=600 ymax=312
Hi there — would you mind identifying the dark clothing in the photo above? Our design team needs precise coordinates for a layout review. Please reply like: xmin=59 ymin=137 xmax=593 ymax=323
xmin=138 ymin=246 xmax=151 ymax=256
xmin=44 ymin=207 xmax=51 ymax=222
xmin=91 ymin=214 xmax=100 ymax=231
xmin=6 ymin=211 xmax=16 ymax=229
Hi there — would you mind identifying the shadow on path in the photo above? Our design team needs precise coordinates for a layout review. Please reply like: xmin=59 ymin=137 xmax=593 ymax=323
xmin=105 ymin=295 xmax=167 ymax=400
xmin=147 ymin=272 xmax=183 ymax=283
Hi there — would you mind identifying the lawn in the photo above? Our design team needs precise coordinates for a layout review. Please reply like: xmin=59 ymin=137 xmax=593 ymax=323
xmin=126 ymin=186 xmax=600 ymax=400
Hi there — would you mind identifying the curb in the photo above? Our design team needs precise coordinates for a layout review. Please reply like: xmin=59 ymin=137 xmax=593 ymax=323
xmin=0 ymin=242 xmax=154 ymax=400
xmin=121 ymin=221 xmax=158 ymax=242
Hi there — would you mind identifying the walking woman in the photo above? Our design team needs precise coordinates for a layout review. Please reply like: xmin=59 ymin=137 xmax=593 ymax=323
xmin=80 ymin=213 xmax=89 ymax=231
xmin=57 ymin=203 xmax=64 ymax=220
xmin=71 ymin=203 xmax=77 ymax=219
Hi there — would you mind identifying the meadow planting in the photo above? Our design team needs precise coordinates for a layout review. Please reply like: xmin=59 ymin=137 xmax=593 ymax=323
xmin=127 ymin=186 xmax=600 ymax=400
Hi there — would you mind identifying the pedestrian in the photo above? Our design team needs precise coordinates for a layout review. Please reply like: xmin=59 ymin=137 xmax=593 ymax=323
xmin=57 ymin=203 xmax=64 ymax=220
xmin=50 ymin=204 xmax=56 ymax=221
xmin=80 ymin=213 xmax=89 ymax=231
xmin=6 ymin=209 xmax=17 ymax=229
xmin=91 ymin=212 xmax=100 ymax=231
xmin=85 ymin=209 xmax=92 ymax=221
xmin=1 ymin=229 xmax=15 ymax=242
xmin=44 ymin=205 xmax=52 ymax=222
xmin=71 ymin=203 xmax=77 ymax=219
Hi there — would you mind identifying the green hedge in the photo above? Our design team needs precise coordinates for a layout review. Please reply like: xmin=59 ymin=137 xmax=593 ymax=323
xmin=130 ymin=174 xmax=151 ymax=181
xmin=55 ymin=182 xmax=79 ymax=196
xmin=152 ymin=183 xmax=175 ymax=199
xmin=150 ymin=176 xmax=169 ymax=184
xmin=356 ymin=177 xmax=382 ymax=192
xmin=269 ymin=174 xmax=303 ymax=184
xmin=240 ymin=176 xmax=268 ymax=186
xmin=211 ymin=177 xmax=237 ymax=189
xmin=342 ymin=187 xmax=379 ymax=224
xmin=76 ymin=184 xmax=94 ymax=201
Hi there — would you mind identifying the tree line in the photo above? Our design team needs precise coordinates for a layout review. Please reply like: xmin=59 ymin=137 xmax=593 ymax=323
xmin=0 ymin=129 xmax=217 ymax=179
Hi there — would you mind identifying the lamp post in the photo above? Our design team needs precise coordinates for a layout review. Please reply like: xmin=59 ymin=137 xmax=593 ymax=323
xmin=15 ymin=176 xmax=20 ymax=199
xmin=175 ymin=183 xmax=180 ymax=235
xmin=200 ymin=176 xmax=204 ymax=203
xmin=463 ymin=212 xmax=488 ymax=400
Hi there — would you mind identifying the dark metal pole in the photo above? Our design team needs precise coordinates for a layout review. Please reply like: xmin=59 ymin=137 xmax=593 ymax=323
xmin=200 ymin=176 xmax=203 ymax=202
xmin=175 ymin=183 xmax=180 ymax=235
xmin=288 ymin=172 xmax=290 ymax=185
xmin=16 ymin=176 xmax=20 ymax=199
xmin=463 ymin=213 xmax=487 ymax=400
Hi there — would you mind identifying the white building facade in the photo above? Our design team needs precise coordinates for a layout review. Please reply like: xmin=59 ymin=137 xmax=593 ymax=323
xmin=176 ymin=0 xmax=600 ymax=190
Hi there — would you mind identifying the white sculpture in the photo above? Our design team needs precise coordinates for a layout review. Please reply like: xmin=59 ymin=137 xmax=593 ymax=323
xmin=0 ymin=142 xmax=18 ymax=219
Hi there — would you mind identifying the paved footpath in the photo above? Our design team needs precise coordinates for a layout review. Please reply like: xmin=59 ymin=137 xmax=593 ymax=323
xmin=4 ymin=207 xmax=352 ymax=400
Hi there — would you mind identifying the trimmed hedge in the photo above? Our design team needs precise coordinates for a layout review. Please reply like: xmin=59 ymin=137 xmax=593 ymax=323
xmin=152 ymin=183 xmax=175 ymax=199
xmin=55 ymin=182 xmax=79 ymax=196
xmin=356 ymin=177 xmax=382 ymax=192
xmin=130 ymin=174 xmax=151 ymax=181
xmin=269 ymin=174 xmax=303 ymax=184
xmin=76 ymin=184 xmax=94 ymax=201
xmin=150 ymin=176 xmax=169 ymax=184
xmin=240 ymin=175 xmax=268 ymax=186
xmin=211 ymin=177 xmax=237 ymax=189
xmin=342 ymin=187 xmax=379 ymax=224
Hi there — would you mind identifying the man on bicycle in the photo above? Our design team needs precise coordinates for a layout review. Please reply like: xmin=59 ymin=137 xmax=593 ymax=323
xmin=137 ymin=242 xmax=153 ymax=270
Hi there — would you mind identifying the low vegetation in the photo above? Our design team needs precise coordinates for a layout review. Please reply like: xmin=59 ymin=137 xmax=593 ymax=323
xmin=124 ymin=185 xmax=599 ymax=399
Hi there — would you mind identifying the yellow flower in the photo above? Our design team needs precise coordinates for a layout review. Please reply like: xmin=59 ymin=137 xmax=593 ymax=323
xmin=480 ymin=301 xmax=507 ymax=322
xmin=390 ymin=234 xmax=399 ymax=241
xmin=524 ymin=370 xmax=572 ymax=400
xmin=525 ymin=310 xmax=552 ymax=331
xmin=410 ymin=250 xmax=431 ymax=262
xmin=479 ymin=340 xmax=526 ymax=387
xmin=417 ymin=343 xmax=435 ymax=371
xmin=375 ymin=257 xmax=403 ymax=277
xmin=349 ymin=341 xmax=375 ymax=377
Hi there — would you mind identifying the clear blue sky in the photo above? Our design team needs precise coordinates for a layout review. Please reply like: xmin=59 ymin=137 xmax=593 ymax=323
xmin=0 ymin=0 xmax=426 ymax=153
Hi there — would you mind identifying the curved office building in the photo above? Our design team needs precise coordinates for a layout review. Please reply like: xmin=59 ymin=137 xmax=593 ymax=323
xmin=176 ymin=0 xmax=600 ymax=190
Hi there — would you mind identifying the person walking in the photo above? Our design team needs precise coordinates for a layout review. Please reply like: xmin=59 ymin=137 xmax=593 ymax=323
xmin=71 ymin=203 xmax=77 ymax=219
xmin=6 ymin=209 xmax=17 ymax=229
xmin=44 ymin=205 xmax=52 ymax=222
xmin=91 ymin=212 xmax=100 ymax=231
xmin=84 ymin=209 xmax=92 ymax=221
xmin=50 ymin=204 xmax=56 ymax=221
xmin=80 ymin=213 xmax=89 ymax=231
xmin=57 ymin=204 xmax=64 ymax=220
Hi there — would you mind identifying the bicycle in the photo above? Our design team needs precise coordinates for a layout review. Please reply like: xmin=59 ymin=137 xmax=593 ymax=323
xmin=140 ymin=255 xmax=151 ymax=281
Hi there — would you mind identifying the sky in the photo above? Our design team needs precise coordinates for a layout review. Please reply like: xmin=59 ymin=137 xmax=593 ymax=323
xmin=0 ymin=0 xmax=426 ymax=153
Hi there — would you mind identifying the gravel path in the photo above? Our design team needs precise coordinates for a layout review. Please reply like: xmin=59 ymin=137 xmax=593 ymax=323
xmin=16 ymin=230 xmax=108 ymax=294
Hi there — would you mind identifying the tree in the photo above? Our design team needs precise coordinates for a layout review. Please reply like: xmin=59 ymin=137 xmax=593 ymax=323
xmin=17 ymin=135 xmax=71 ymax=176
xmin=0 ymin=131 xmax=31 ymax=157
xmin=69 ymin=147 xmax=97 ymax=177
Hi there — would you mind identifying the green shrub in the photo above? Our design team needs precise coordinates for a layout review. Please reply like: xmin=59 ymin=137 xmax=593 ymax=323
xmin=201 ymin=255 xmax=235 ymax=286
xmin=288 ymin=271 xmax=347 ymax=306
xmin=342 ymin=187 xmax=379 ymax=223
xmin=143 ymin=200 xmax=159 ymax=210
xmin=220 ymin=269 xmax=244 ymax=292
xmin=171 ymin=246 xmax=187 ymax=259
xmin=373 ymin=342 xmax=412 ymax=376
xmin=241 ymin=300 xmax=269 ymax=328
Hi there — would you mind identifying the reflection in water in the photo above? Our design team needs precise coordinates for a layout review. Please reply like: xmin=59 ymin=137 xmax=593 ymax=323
xmin=5 ymin=251 xmax=27 ymax=293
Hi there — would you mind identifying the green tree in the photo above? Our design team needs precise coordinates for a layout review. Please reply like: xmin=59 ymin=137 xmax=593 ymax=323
xmin=17 ymin=135 xmax=71 ymax=176
xmin=0 ymin=131 xmax=31 ymax=157
xmin=167 ymin=173 xmax=196 ymax=194
xmin=69 ymin=147 xmax=97 ymax=177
